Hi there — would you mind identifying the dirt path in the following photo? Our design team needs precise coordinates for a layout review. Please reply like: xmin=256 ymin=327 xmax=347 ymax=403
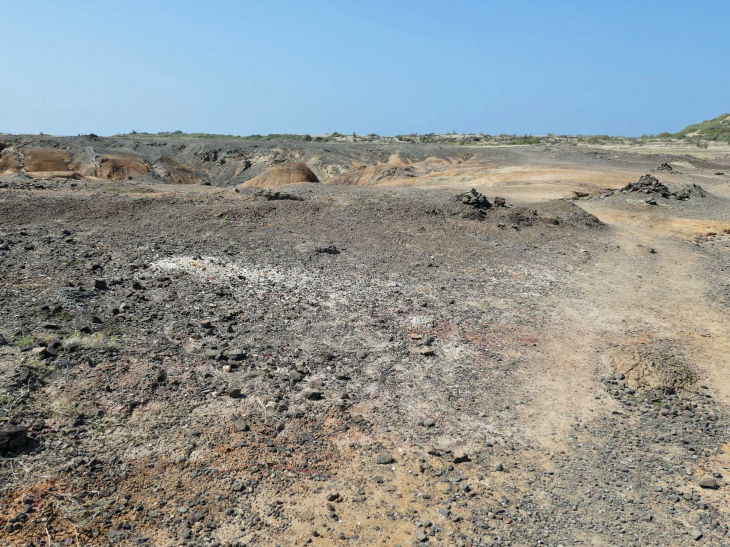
xmin=520 ymin=197 xmax=730 ymax=443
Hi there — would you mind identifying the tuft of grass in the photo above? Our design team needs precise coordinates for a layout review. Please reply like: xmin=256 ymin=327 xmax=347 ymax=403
xmin=62 ymin=332 xmax=119 ymax=351
xmin=16 ymin=334 xmax=34 ymax=347
xmin=26 ymin=356 xmax=54 ymax=372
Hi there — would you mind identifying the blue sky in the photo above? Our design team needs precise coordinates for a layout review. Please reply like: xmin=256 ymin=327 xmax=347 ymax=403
xmin=1 ymin=1 xmax=727 ymax=136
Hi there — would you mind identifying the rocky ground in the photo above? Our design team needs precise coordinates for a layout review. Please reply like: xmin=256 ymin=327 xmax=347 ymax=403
xmin=1 ymin=138 xmax=730 ymax=546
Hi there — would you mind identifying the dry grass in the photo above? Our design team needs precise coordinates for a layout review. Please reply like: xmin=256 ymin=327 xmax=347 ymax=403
xmin=62 ymin=332 xmax=119 ymax=351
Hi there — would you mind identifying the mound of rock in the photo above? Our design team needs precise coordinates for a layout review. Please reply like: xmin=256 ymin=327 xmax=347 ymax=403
xmin=242 ymin=162 xmax=319 ymax=188
xmin=674 ymin=183 xmax=707 ymax=200
xmin=656 ymin=162 xmax=674 ymax=173
xmin=621 ymin=174 xmax=672 ymax=197
xmin=461 ymin=188 xmax=493 ymax=209
xmin=621 ymin=174 xmax=705 ymax=201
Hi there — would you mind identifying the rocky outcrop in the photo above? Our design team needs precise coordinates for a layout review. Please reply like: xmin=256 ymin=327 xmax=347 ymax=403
xmin=325 ymin=165 xmax=416 ymax=186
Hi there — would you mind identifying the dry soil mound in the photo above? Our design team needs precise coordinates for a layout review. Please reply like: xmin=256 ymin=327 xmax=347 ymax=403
xmin=0 ymin=147 xmax=150 ymax=181
xmin=69 ymin=151 xmax=149 ymax=180
xmin=23 ymin=147 xmax=73 ymax=174
xmin=0 ymin=150 xmax=19 ymax=174
xmin=94 ymin=153 xmax=149 ymax=180
xmin=153 ymin=157 xmax=201 ymax=184
xmin=242 ymin=162 xmax=319 ymax=188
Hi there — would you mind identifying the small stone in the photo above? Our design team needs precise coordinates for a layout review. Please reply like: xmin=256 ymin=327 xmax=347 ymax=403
xmin=493 ymin=462 xmax=504 ymax=472
xmin=411 ymin=346 xmax=435 ymax=356
xmin=232 ymin=419 xmax=249 ymax=432
xmin=453 ymin=452 xmax=470 ymax=464
xmin=376 ymin=453 xmax=394 ymax=465
xmin=302 ymin=388 xmax=323 ymax=401
xmin=94 ymin=279 xmax=109 ymax=290
xmin=227 ymin=388 xmax=244 ymax=399
xmin=698 ymin=477 xmax=718 ymax=489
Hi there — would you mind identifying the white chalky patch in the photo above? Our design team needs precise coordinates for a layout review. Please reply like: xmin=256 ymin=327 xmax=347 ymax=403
xmin=149 ymin=256 xmax=314 ymax=290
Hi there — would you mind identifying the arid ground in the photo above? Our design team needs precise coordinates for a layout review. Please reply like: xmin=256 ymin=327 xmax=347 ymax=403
xmin=1 ymin=135 xmax=730 ymax=546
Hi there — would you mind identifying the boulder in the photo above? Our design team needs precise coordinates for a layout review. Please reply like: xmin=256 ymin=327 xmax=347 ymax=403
xmin=0 ymin=424 xmax=28 ymax=453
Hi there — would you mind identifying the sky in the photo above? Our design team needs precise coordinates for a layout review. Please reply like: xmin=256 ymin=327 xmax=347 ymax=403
xmin=1 ymin=1 xmax=727 ymax=137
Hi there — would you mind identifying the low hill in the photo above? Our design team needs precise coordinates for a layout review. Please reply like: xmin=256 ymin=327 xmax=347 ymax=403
xmin=672 ymin=113 xmax=730 ymax=142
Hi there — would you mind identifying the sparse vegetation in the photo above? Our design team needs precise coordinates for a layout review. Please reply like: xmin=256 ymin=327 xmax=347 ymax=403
xmin=673 ymin=113 xmax=730 ymax=142
xmin=513 ymin=135 xmax=541 ymax=145
xmin=106 ymin=126 xmax=730 ymax=148
xmin=15 ymin=334 xmax=34 ymax=347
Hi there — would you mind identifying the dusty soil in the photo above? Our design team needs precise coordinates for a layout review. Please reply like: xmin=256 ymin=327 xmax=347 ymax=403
xmin=1 ymin=136 xmax=730 ymax=547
